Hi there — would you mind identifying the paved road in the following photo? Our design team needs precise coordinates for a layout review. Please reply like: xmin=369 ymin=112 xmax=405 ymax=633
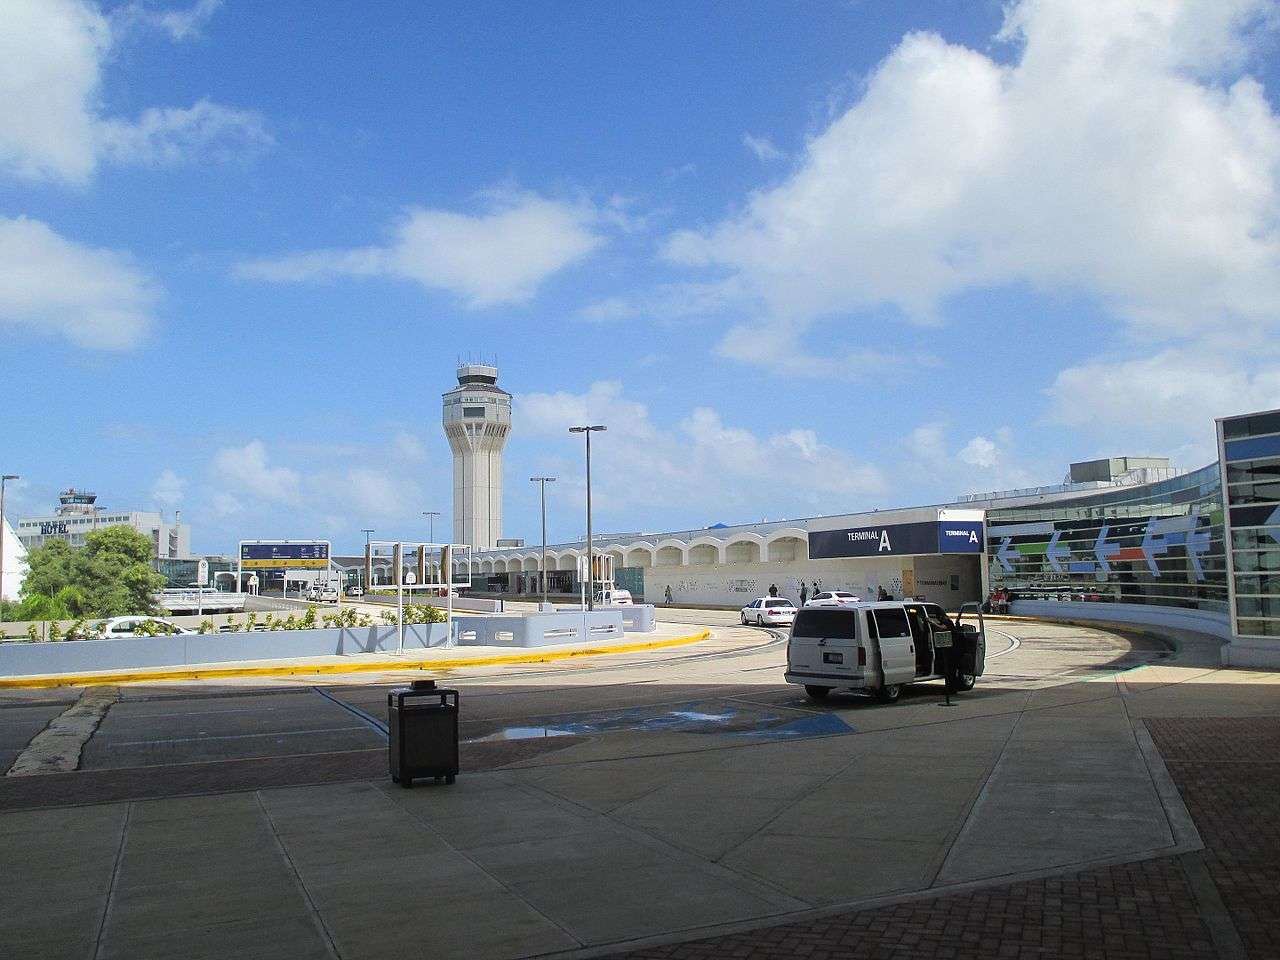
xmin=3 ymin=613 xmax=1273 ymax=960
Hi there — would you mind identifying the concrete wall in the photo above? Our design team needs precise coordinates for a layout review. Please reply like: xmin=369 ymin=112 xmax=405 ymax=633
xmin=0 ymin=623 xmax=451 ymax=678
xmin=645 ymin=556 xmax=982 ymax=608
xmin=454 ymin=610 xmax=629 ymax=648
xmin=1010 ymin=600 xmax=1232 ymax=641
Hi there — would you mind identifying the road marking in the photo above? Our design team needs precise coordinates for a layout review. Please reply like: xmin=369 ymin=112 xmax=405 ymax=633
xmin=111 ymin=725 xmax=369 ymax=747
xmin=6 ymin=685 xmax=118 ymax=776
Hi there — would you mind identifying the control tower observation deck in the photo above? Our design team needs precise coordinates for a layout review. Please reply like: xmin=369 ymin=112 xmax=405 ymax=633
xmin=442 ymin=364 xmax=511 ymax=550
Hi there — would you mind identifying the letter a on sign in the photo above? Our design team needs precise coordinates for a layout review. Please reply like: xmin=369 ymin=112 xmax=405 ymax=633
xmin=879 ymin=530 xmax=891 ymax=552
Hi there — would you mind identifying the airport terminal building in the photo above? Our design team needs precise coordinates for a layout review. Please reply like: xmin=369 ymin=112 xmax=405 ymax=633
xmin=468 ymin=409 xmax=1280 ymax=668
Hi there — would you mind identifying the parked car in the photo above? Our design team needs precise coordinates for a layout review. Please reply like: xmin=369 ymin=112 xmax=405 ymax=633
xmin=786 ymin=601 xmax=986 ymax=703
xmin=804 ymin=590 xmax=861 ymax=608
xmin=346 ymin=585 xmax=364 ymax=597
xmin=319 ymin=585 xmax=339 ymax=602
xmin=740 ymin=597 xmax=797 ymax=626
xmin=99 ymin=616 xmax=194 ymax=638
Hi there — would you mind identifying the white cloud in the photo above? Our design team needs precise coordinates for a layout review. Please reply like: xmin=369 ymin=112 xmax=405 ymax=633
xmin=519 ymin=381 xmax=886 ymax=518
xmin=97 ymin=100 xmax=271 ymax=166
xmin=151 ymin=469 xmax=185 ymax=508
xmin=1048 ymin=349 xmax=1280 ymax=449
xmin=743 ymin=133 xmax=785 ymax=162
xmin=213 ymin=441 xmax=301 ymax=504
xmin=238 ymin=191 xmax=605 ymax=307
xmin=665 ymin=0 xmax=1280 ymax=375
xmin=122 ymin=0 xmax=223 ymax=41
xmin=0 ymin=0 xmax=266 ymax=184
xmin=0 ymin=215 xmax=158 ymax=349
xmin=393 ymin=432 xmax=428 ymax=463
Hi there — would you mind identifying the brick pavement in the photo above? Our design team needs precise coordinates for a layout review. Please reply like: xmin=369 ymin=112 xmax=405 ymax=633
xmin=611 ymin=716 xmax=1280 ymax=960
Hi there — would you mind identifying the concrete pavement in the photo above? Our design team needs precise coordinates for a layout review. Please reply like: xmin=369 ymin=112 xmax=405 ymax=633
xmin=0 ymin=616 xmax=1275 ymax=959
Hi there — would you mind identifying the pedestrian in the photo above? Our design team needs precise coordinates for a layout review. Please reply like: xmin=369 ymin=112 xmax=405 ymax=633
xmin=799 ymin=582 xmax=809 ymax=605
xmin=768 ymin=583 xmax=778 ymax=597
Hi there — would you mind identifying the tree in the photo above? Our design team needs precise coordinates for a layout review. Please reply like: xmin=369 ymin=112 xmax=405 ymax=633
xmin=16 ymin=525 xmax=166 ymax=618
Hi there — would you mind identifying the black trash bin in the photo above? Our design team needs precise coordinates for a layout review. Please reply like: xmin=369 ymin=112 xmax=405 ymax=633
xmin=388 ymin=679 xmax=459 ymax=787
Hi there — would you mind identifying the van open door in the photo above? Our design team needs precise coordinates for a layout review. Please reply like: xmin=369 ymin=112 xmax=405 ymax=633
xmin=953 ymin=601 xmax=986 ymax=678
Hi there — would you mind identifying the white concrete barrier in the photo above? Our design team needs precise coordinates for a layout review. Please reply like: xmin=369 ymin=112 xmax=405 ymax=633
xmin=454 ymin=610 xmax=627 ymax=648
xmin=0 ymin=623 xmax=450 ymax=678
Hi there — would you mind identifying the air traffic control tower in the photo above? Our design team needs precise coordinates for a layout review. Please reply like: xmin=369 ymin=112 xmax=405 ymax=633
xmin=442 ymin=364 xmax=511 ymax=550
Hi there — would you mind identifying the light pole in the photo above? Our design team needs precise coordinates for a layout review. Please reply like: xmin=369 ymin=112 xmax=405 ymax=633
xmin=0 ymin=474 xmax=17 ymax=606
xmin=569 ymin=425 xmax=606 ymax=610
xmin=530 ymin=476 xmax=556 ymax=605
xmin=361 ymin=528 xmax=375 ymax=588
xmin=422 ymin=511 xmax=440 ymax=544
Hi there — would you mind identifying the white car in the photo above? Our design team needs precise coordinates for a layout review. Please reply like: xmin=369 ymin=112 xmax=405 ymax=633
xmin=99 ymin=616 xmax=194 ymax=638
xmin=805 ymin=591 xmax=862 ymax=608
xmin=740 ymin=597 xmax=798 ymax=625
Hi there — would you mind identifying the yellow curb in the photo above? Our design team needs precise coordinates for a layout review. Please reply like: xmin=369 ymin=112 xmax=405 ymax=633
xmin=0 ymin=630 xmax=713 ymax=690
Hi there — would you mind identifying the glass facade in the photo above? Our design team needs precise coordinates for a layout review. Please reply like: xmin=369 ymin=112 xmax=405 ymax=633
xmin=1220 ymin=411 xmax=1280 ymax=639
xmin=985 ymin=463 xmax=1227 ymax=614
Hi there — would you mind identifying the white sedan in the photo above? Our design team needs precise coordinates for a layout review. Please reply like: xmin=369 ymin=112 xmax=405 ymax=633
xmin=804 ymin=590 xmax=862 ymax=608
xmin=740 ymin=597 xmax=798 ymax=626
xmin=99 ymin=616 xmax=194 ymax=637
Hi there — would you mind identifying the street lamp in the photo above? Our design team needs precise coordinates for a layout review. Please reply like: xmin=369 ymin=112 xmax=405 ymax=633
xmin=361 ymin=528 xmax=375 ymax=588
xmin=422 ymin=511 xmax=440 ymax=544
xmin=529 ymin=477 xmax=556 ymax=606
xmin=0 ymin=474 xmax=17 ymax=606
xmin=568 ymin=425 xmax=606 ymax=610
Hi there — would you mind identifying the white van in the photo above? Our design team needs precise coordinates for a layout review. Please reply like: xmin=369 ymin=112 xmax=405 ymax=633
xmin=785 ymin=601 xmax=986 ymax=703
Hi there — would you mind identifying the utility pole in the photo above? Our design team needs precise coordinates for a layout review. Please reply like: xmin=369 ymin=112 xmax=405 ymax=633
xmin=569 ymin=426 xmax=606 ymax=610
xmin=0 ymin=475 xmax=18 ymax=606
xmin=530 ymin=477 xmax=556 ymax=605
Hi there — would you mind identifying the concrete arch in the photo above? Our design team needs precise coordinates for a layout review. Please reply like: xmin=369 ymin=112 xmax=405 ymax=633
xmin=624 ymin=544 xmax=654 ymax=568
xmin=654 ymin=539 xmax=688 ymax=566
xmin=687 ymin=537 xmax=724 ymax=565
xmin=765 ymin=528 xmax=809 ymax=562
xmin=725 ymin=533 xmax=764 ymax=564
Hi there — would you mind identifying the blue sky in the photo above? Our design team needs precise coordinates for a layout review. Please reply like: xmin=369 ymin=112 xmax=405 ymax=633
xmin=3 ymin=0 xmax=1280 ymax=554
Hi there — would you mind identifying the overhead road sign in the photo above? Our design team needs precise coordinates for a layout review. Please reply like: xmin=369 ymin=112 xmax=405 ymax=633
xmin=239 ymin=541 xmax=330 ymax=570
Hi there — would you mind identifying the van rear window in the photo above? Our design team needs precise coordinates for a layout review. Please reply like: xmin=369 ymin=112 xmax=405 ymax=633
xmin=792 ymin=610 xmax=858 ymax=639
xmin=873 ymin=608 xmax=912 ymax=639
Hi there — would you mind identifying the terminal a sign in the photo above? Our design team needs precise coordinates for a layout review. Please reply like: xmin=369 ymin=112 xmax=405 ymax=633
xmin=809 ymin=521 xmax=984 ymax=559
xmin=240 ymin=541 xmax=330 ymax=570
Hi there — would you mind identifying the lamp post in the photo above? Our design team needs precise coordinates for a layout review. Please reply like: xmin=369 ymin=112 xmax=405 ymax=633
xmin=568 ymin=425 xmax=606 ymax=611
xmin=422 ymin=511 xmax=440 ymax=544
xmin=361 ymin=528 xmax=375 ymax=588
xmin=530 ymin=477 xmax=556 ymax=605
xmin=0 ymin=474 xmax=17 ymax=606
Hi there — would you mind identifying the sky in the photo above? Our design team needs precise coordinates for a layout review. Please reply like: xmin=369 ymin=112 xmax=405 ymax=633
xmin=2 ymin=0 xmax=1280 ymax=554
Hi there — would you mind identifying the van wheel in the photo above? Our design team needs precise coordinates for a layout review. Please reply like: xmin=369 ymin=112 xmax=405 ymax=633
xmin=951 ymin=670 xmax=976 ymax=691
xmin=875 ymin=683 xmax=902 ymax=703
xmin=804 ymin=685 xmax=831 ymax=701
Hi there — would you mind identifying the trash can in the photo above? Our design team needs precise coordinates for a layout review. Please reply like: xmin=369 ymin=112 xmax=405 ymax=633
xmin=388 ymin=679 xmax=459 ymax=787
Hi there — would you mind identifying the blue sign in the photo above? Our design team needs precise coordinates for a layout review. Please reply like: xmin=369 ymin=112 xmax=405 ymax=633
xmin=809 ymin=521 xmax=984 ymax=559
xmin=938 ymin=522 xmax=984 ymax=553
